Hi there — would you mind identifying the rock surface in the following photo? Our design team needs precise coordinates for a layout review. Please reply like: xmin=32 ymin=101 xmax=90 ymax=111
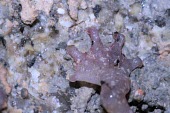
xmin=0 ymin=0 xmax=170 ymax=112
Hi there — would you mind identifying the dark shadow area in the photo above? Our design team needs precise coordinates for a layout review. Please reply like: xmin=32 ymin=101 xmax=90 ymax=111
xmin=69 ymin=81 xmax=101 ymax=94
xmin=129 ymin=100 xmax=165 ymax=113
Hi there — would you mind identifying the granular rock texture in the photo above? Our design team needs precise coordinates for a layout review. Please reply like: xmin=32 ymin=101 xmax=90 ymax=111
xmin=0 ymin=87 xmax=7 ymax=110
xmin=0 ymin=0 xmax=170 ymax=113
xmin=70 ymin=87 xmax=95 ymax=113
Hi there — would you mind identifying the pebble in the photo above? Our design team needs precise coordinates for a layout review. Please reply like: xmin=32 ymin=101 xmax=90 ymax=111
xmin=21 ymin=88 xmax=29 ymax=99
xmin=57 ymin=8 xmax=65 ymax=15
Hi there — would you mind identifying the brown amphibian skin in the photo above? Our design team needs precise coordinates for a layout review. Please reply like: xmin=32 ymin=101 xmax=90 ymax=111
xmin=66 ymin=27 xmax=143 ymax=113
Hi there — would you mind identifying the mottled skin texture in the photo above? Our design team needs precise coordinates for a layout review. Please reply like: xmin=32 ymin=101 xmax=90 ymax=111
xmin=67 ymin=27 xmax=143 ymax=113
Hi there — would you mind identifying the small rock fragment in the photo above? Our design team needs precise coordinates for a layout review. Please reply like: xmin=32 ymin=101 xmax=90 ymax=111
xmin=20 ymin=0 xmax=53 ymax=24
xmin=0 ymin=19 xmax=13 ymax=36
xmin=141 ymin=104 xmax=148 ymax=111
xmin=20 ymin=0 xmax=37 ymax=24
xmin=27 ymin=57 xmax=36 ymax=68
xmin=59 ymin=15 xmax=74 ymax=28
xmin=114 ymin=13 xmax=124 ymax=32
xmin=67 ymin=0 xmax=79 ymax=20
xmin=28 ymin=67 xmax=40 ymax=83
xmin=57 ymin=8 xmax=65 ymax=15
xmin=71 ymin=87 xmax=95 ymax=113
xmin=129 ymin=3 xmax=141 ymax=17
xmin=56 ymin=42 xmax=67 ymax=50
xmin=21 ymin=88 xmax=29 ymax=99
xmin=134 ymin=89 xmax=145 ymax=101
xmin=80 ymin=0 xmax=87 ymax=9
